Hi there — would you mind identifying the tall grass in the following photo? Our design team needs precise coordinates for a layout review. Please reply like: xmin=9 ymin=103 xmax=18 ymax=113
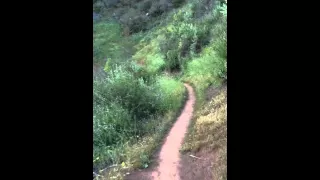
xmin=93 ymin=65 xmax=185 ymax=173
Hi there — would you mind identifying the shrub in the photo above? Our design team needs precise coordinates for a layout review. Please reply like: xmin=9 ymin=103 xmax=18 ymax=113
xmin=93 ymin=65 xmax=163 ymax=168
xmin=93 ymin=102 xmax=132 ymax=147
xmin=183 ymin=27 xmax=226 ymax=103
xmin=156 ymin=76 xmax=185 ymax=112
xmin=132 ymin=35 xmax=166 ymax=74
xmin=93 ymin=64 xmax=186 ymax=170
xmin=94 ymin=65 xmax=162 ymax=119
xmin=156 ymin=2 xmax=224 ymax=71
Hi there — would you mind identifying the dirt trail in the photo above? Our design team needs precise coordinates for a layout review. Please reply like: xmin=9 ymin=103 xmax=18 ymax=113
xmin=126 ymin=83 xmax=195 ymax=180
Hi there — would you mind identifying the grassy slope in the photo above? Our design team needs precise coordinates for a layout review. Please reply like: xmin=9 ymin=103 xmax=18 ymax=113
xmin=93 ymin=17 xmax=187 ymax=180
xmin=93 ymin=20 xmax=144 ymax=67
xmin=175 ymin=1 xmax=226 ymax=180
xmin=181 ymin=87 xmax=227 ymax=180
xmin=93 ymin=0 xmax=227 ymax=179
xmin=178 ymin=2 xmax=227 ymax=179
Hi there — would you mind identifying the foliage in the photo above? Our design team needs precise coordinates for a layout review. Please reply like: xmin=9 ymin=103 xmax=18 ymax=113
xmin=182 ymin=2 xmax=227 ymax=104
xmin=93 ymin=65 xmax=185 ymax=171
xmin=93 ymin=21 xmax=143 ymax=67
xmin=154 ymin=1 xmax=225 ymax=71
xmin=157 ymin=76 xmax=185 ymax=112
xmin=132 ymin=35 xmax=166 ymax=74
xmin=93 ymin=1 xmax=227 ymax=179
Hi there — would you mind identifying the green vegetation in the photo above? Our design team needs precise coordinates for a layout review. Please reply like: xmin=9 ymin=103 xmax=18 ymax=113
xmin=93 ymin=65 xmax=185 ymax=169
xmin=93 ymin=21 xmax=144 ymax=67
xmin=180 ymin=1 xmax=227 ymax=107
xmin=93 ymin=0 xmax=226 ymax=179
xmin=178 ymin=3 xmax=227 ymax=179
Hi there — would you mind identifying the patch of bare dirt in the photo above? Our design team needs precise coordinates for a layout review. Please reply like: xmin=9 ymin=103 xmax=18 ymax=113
xmin=179 ymin=149 xmax=216 ymax=180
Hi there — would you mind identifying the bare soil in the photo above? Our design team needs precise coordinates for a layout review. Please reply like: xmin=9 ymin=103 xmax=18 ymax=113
xmin=179 ymin=149 xmax=216 ymax=180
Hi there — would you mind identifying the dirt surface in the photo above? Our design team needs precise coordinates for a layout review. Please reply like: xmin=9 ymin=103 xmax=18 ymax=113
xmin=179 ymin=149 xmax=216 ymax=180
xmin=125 ymin=84 xmax=195 ymax=180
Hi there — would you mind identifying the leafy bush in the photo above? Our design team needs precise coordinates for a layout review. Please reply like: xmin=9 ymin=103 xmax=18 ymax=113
xmin=93 ymin=65 xmax=186 ymax=170
xmin=156 ymin=2 xmax=221 ymax=71
xmin=159 ymin=22 xmax=196 ymax=71
xmin=132 ymin=35 xmax=166 ymax=74
xmin=93 ymin=102 xmax=132 ymax=146
xmin=94 ymin=65 xmax=157 ymax=166
xmin=94 ymin=66 xmax=162 ymax=119
xmin=157 ymin=76 xmax=185 ymax=112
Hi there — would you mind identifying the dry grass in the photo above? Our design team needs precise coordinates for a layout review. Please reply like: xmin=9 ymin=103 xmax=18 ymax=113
xmin=181 ymin=88 xmax=227 ymax=180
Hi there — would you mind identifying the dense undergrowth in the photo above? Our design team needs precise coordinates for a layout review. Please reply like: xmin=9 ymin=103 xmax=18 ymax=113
xmin=93 ymin=0 xmax=226 ymax=179
xmin=132 ymin=0 xmax=227 ymax=102
xmin=93 ymin=64 xmax=185 ymax=169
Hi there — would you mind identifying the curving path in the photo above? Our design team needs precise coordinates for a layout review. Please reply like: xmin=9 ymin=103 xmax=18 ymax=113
xmin=125 ymin=84 xmax=196 ymax=180
xmin=127 ymin=83 xmax=195 ymax=180
xmin=151 ymin=83 xmax=195 ymax=180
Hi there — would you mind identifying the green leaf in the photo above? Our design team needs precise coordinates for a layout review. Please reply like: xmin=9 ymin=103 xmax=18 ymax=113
xmin=143 ymin=163 xmax=148 ymax=168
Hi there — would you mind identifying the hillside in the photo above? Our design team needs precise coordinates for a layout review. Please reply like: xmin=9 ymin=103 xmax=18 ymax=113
xmin=93 ymin=0 xmax=227 ymax=179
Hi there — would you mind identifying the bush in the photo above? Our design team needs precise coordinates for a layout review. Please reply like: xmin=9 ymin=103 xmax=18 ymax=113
xmin=156 ymin=2 xmax=222 ymax=71
xmin=157 ymin=76 xmax=185 ymax=112
xmin=132 ymin=35 xmax=166 ymax=74
xmin=93 ymin=65 xmax=162 ymax=168
xmin=93 ymin=64 xmax=186 ymax=170
xmin=94 ymin=66 xmax=162 ymax=119
xmin=93 ymin=102 xmax=132 ymax=146
xmin=183 ymin=32 xmax=226 ymax=104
